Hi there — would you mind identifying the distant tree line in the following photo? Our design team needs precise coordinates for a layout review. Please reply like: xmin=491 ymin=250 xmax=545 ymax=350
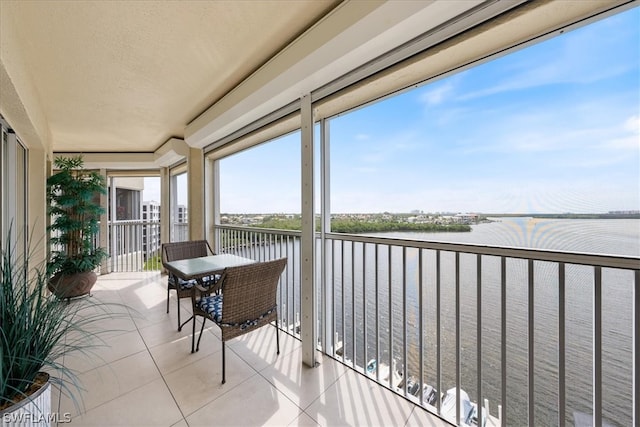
xmin=252 ymin=218 xmax=471 ymax=233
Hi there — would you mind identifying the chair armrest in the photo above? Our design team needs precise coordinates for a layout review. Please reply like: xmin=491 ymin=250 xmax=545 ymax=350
xmin=194 ymin=283 xmax=210 ymax=294
xmin=191 ymin=279 xmax=220 ymax=301
xmin=190 ymin=271 xmax=226 ymax=305
xmin=191 ymin=284 xmax=208 ymax=305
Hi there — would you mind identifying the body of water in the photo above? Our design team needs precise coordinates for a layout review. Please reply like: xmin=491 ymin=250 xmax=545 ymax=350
xmin=380 ymin=217 xmax=639 ymax=257
xmin=233 ymin=217 xmax=639 ymax=426
xmin=341 ymin=217 xmax=640 ymax=426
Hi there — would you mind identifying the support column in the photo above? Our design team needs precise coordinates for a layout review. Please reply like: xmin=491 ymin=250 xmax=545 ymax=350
xmin=109 ymin=177 xmax=117 ymax=272
xmin=301 ymin=94 xmax=317 ymax=367
xmin=24 ymin=148 xmax=51 ymax=266
xmin=205 ymin=157 xmax=219 ymax=250
xmin=160 ymin=167 xmax=170 ymax=245
xmin=99 ymin=169 xmax=108 ymax=274
xmin=27 ymin=147 xmax=48 ymax=272
xmin=320 ymin=118 xmax=332 ymax=353
xmin=5 ymin=133 xmax=18 ymax=245
xmin=187 ymin=147 xmax=205 ymax=240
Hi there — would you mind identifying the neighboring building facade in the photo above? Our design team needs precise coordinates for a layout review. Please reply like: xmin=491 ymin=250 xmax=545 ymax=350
xmin=110 ymin=177 xmax=143 ymax=221
xmin=142 ymin=201 xmax=161 ymax=260
xmin=177 ymin=204 xmax=188 ymax=224
xmin=173 ymin=204 xmax=188 ymax=242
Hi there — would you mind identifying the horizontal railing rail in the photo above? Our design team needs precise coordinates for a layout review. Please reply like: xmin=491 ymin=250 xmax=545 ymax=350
xmin=213 ymin=224 xmax=639 ymax=427
xmin=324 ymin=232 xmax=640 ymax=270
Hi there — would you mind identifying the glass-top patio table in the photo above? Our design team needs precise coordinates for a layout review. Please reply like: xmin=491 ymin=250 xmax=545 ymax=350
xmin=164 ymin=253 xmax=256 ymax=282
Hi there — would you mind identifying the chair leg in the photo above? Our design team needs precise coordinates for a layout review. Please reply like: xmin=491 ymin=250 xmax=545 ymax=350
xmin=196 ymin=317 xmax=206 ymax=352
xmin=191 ymin=314 xmax=197 ymax=353
xmin=221 ymin=341 xmax=226 ymax=384
xmin=166 ymin=287 xmax=170 ymax=313
xmin=177 ymin=296 xmax=182 ymax=331
xmin=275 ymin=321 xmax=280 ymax=355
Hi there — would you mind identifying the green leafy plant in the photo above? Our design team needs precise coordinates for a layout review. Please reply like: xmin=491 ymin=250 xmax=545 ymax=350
xmin=0 ymin=232 xmax=128 ymax=411
xmin=47 ymin=156 xmax=107 ymax=276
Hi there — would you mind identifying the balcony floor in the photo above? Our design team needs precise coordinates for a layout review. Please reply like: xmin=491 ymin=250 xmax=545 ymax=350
xmin=52 ymin=272 xmax=449 ymax=427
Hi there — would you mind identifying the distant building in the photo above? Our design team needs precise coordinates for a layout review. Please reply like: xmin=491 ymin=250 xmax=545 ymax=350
xmin=142 ymin=201 xmax=161 ymax=259
xmin=110 ymin=177 xmax=143 ymax=221
xmin=142 ymin=201 xmax=161 ymax=221
xmin=454 ymin=213 xmax=479 ymax=224
xmin=172 ymin=204 xmax=189 ymax=242
xmin=108 ymin=178 xmax=144 ymax=261
xmin=177 ymin=205 xmax=188 ymax=223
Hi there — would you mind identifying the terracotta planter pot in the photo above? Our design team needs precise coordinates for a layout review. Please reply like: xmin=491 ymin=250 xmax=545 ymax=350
xmin=48 ymin=271 xmax=97 ymax=298
xmin=0 ymin=372 xmax=51 ymax=426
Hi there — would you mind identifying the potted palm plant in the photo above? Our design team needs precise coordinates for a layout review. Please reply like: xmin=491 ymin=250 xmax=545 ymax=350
xmin=47 ymin=156 xmax=107 ymax=298
xmin=0 ymin=231 xmax=126 ymax=425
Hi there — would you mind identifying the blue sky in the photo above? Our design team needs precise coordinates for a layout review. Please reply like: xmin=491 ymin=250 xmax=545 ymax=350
xmin=218 ymin=7 xmax=639 ymax=214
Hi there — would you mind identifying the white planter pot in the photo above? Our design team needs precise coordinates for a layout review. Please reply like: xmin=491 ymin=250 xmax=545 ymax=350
xmin=1 ymin=374 xmax=52 ymax=427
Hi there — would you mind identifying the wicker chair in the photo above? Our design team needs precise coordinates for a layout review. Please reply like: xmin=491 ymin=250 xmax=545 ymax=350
xmin=191 ymin=257 xmax=287 ymax=384
xmin=161 ymin=240 xmax=217 ymax=331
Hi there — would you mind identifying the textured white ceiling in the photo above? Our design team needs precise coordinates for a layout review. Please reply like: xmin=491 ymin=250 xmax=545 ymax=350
xmin=1 ymin=0 xmax=338 ymax=153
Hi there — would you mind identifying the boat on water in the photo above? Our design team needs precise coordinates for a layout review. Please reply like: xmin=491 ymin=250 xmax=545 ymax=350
xmin=365 ymin=358 xmax=499 ymax=427
xmin=441 ymin=387 xmax=476 ymax=425
xmin=365 ymin=358 xmax=403 ymax=388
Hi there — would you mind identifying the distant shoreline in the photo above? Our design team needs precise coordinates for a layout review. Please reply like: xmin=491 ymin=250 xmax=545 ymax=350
xmin=485 ymin=213 xmax=640 ymax=219
xmin=221 ymin=213 xmax=640 ymax=234
xmin=223 ymin=212 xmax=640 ymax=219
xmin=249 ymin=217 xmax=471 ymax=233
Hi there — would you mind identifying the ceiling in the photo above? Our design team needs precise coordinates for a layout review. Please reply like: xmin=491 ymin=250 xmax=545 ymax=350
xmin=1 ymin=0 xmax=635 ymax=164
xmin=0 ymin=0 xmax=339 ymax=153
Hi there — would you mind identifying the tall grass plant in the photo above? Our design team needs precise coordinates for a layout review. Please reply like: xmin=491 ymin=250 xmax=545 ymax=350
xmin=0 ymin=233 xmax=129 ymax=411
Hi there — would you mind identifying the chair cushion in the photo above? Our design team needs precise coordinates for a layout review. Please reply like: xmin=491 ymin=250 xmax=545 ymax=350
xmin=196 ymin=294 xmax=223 ymax=322
xmin=196 ymin=295 xmax=277 ymax=330
xmin=169 ymin=274 xmax=220 ymax=290
xmin=168 ymin=276 xmax=197 ymax=289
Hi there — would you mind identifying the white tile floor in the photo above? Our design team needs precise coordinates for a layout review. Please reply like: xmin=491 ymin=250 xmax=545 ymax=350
xmin=52 ymin=272 xmax=450 ymax=427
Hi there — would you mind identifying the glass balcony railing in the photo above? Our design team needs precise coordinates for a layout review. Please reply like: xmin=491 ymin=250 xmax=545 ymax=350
xmin=215 ymin=224 xmax=639 ymax=427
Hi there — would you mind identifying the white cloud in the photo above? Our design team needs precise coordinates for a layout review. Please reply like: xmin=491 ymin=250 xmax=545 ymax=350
xmin=624 ymin=114 xmax=640 ymax=133
xmin=458 ymin=19 xmax=638 ymax=103
xmin=353 ymin=166 xmax=378 ymax=174
xmin=595 ymin=115 xmax=640 ymax=151
xmin=357 ymin=129 xmax=422 ymax=164
xmin=420 ymin=81 xmax=455 ymax=105
xmin=603 ymin=136 xmax=640 ymax=151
